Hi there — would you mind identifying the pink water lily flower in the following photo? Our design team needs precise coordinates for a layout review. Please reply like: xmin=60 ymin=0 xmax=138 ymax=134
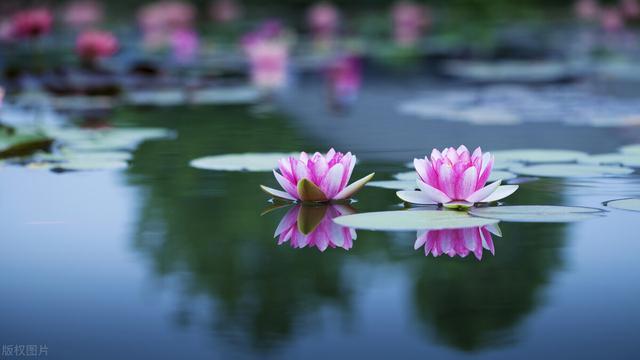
xmin=261 ymin=149 xmax=375 ymax=202
xmin=415 ymin=224 xmax=500 ymax=260
xmin=274 ymin=204 xmax=356 ymax=251
xmin=10 ymin=8 xmax=53 ymax=39
xmin=397 ymin=145 xmax=518 ymax=208
xmin=76 ymin=30 xmax=119 ymax=60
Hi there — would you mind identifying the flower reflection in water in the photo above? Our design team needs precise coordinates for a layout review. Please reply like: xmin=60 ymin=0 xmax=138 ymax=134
xmin=273 ymin=204 xmax=357 ymax=251
xmin=414 ymin=224 xmax=501 ymax=260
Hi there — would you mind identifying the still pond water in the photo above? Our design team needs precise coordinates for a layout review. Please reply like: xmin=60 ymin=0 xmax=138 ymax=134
xmin=1 ymin=103 xmax=639 ymax=359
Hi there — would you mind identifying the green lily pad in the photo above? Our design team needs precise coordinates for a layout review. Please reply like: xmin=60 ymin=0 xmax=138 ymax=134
xmin=469 ymin=205 xmax=604 ymax=222
xmin=603 ymin=198 xmax=640 ymax=212
xmin=0 ymin=133 xmax=53 ymax=159
xmin=50 ymin=159 xmax=129 ymax=172
xmin=393 ymin=171 xmax=416 ymax=181
xmin=190 ymin=152 xmax=297 ymax=172
xmin=488 ymin=170 xmax=517 ymax=182
xmin=579 ymin=153 xmax=640 ymax=168
xmin=36 ymin=151 xmax=133 ymax=162
xmin=491 ymin=149 xmax=588 ymax=163
xmin=366 ymin=180 xmax=416 ymax=190
xmin=619 ymin=144 xmax=640 ymax=155
xmin=333 ymin=210 xmax=499 ymax=231
xmin=52 ymin=127 xmax=174 ymax=152
xmin=509 ymin=164 xmax=634 ymax=177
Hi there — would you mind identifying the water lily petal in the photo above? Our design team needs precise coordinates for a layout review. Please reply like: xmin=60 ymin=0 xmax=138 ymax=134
xmin=320 ymin=163 xmax=345 ymax=198
xmin=334 ymin=172 xmax=375 ymax=199
xmin=478 ymin=185 xmax=519 ymax=203
xmin=273 ymin=170 xmax=298 ymax=198
xmin=457 ymin=166 xmax=478 ymax=200
xmin=417 ymin=180 xmax=452 ymax=204
xmin=415 ymin=230 xmax=429 ymax=249
xmin=260 ymin=185 xmax=296 ymax=201
xmin=397 ymin=190 xmax=438 ymax=205
xmin=274 ymin=206 xmax=299 ymax=236
xmin=464 ymin=180 xmax=502 ymax=203
xmin=414 ymin=158 xmax=428 ymax=183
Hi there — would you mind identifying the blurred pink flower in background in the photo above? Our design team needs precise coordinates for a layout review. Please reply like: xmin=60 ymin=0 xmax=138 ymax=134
xmin=327 ymin=54 xmax=361 ymax=107
xmin=600 ymin=7 xmax=624 ymax=32
xmin=261 ymin=149 xmax=374 ymax=202
xmin=209 ymin=0 xmax=241 ymax=23
xmin=241 ymin=20 xmax=284 ymax=51
xmin=621 ymin=0 xmax=640 ymax=18
xmin=247 ymin=40 xmax=289 ymax=91
xmin=274 ymin=204 xmax=357 ymax=251
xmin=574 ymin=0 xmax=600 ymax=21
xmin=241 ymin=21 xmax=290 ymax=91
xmin=10 ymin=8 xmax=53 ymax=39
xmin=397 ymin=146 xmax=518 ymax=208
xmin=170 ymin=28 xmax=199 ymax=63
xmin=62 ymin=1 xmax=104 ymax=29
xmin=76 ymin=30 xmax=119 ymax=60
xmin=392 ymin=1 xmax=430 ymax=47
xmin=414 ymin=225 xmax=499 ymax=260
xmin=307 ymin=2 xmax=339 ymax=49
xmin=138 ymin=1 xmax=195 ymax=50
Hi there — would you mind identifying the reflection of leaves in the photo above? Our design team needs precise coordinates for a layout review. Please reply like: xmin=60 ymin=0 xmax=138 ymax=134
xmin=121 ymin=105 xmax=355 ymax=351
xmin=412 ymin=222 xmax=565 ymax=351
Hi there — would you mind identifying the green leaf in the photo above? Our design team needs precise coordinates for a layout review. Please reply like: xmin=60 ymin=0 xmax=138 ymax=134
xmin=190 ymin=152 xmax=297 ymax=172
xmin=509 ymin=164 xmax=634 ymax=177
xmin=469 ymin=205 xmax=605 ymax=222
xmin=333 ymin=210 xmax=499 ymax=231
xmin=604 ymin=198 xmax=640 ymax=213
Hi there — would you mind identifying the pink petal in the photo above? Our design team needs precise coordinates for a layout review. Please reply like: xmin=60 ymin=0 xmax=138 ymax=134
xmin=274 ymin=206 xmax=299 ymax=236
xmin=437 ymin=164 xmax=456 ymax=199
xmin=397 ymin=190 xmax=438 ymax=205
xmin=457 ymin=145 xmax=469 ymax=155
xmin=260 ymin=185 xmax=296 ymax=201
xmin=320 ymin=163 xmax=345 ymax=198
xmin=274 ymin=170 xmax=298 ymax=198
xmin=417 ymin=180 xmax=452 ymax=204
xmin=415 ymin=230 xmax=429 ymax=249
xmin=479 ymin=185 xmax=519 ymax=203
xmin=464 ymin=180 xmax=502 ymax=203
xmin=334 ymin=173 xmax=374 ymax=200
xmin=414 ymin=158 xmax=428 ymax=183
xmin=456 ymin=166 xmax=477 ymax=199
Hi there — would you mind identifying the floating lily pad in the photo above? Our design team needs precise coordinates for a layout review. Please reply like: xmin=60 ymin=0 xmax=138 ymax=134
xmin=190 ymin=152 xmax=297 ymax=172
xmin=366 ymin=180 xmax=416 ymax=190
xmin=50 ymin=159 xmax=129 ymax=172
xmin=333 ymin=210 xmax=499 ymax=231
xmin=393 ymin=171 xmax=416 ymax=181
xmin=620 ymin=144 xmax=640 ymax=155
xmin=488 ymin=170 xmax=517 ymax=182
xmin=510 ymin=163 xmax=634 ymax=177
xmin=53 ymin=127 xmax=174 ymax=152
xmin=469 ymin=205 xmax=604 ymax=222
xmin=579 ymin=153 xmax=640 ymax=168
xmin=603 ymin=198 xmax=640 ymax=212
xmin=36 ymin=151 xmax=133 ymax=162
xmin=492 ymin=149 xmax=588 ymax=163
xmin=492 ymin=161 xmax=521 ymax=170
xmin=0 ymin=133 xmax=53 ymax=159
